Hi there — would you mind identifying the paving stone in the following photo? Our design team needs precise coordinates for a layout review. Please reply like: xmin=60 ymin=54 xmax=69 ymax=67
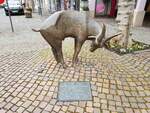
xmin=87 ymin=101 xmax=93 ymax=107
xmin=27 ymin=106 xmax=35 ymax=112
xmin=4 ymin=103 xmax=13 ymax=110
xmin=76 ymin=107 xmax=84 ymax=113
xmin=39 ymin=102 xmax=48 ymax=109
xmin=93 ymin=102 xmax=100 ymax=107
xmin=7 ymin=110 xmax=14 ymax=113
xmin=49 ymin=99 xmax=57 ymax=105
xmin=22 ymin=100 xmax=32 ymax=108
xmin=79 ymin=101 xmax=86 ymax=107
xmin=133 ymin=109 xmax=141 ymax=113
xmin=0 ymin=109 xmax=6 ymax=113
xmin=125 ymin=108 xmax=134 ymax=113
xmin=11 ymin=105 xmax=18 ymax=112
xmin=108 ymin=105 xmax=116 ymax=111
xmin=101 ymin=103 xmax=108 ymax=109
xmin=44 ymin=104 xmax=53 ymax=112
xmin=130 ymin=102 xmax=138 ymax=108
xmin=23 ymin=110 xmax=30 ymax=113
xmin=123 ymin=102 xmax=130 ymax=107
xmin=116 ymin=107 xmax=124 ymax=112
xmin=11 ymin=97 xmax=20 ymax=104
xmin=33 ymin=107 xmax=42 ymax=113
xmin=102 ymin=109 xmax=110 ymax=113
xmin=93 ymin=108 xmax=101 ymax=113
xmin=58 ymin=110 xmax=65 ymax=113
xmin=41 ymin=110 xmax=50 ymax=113
xmin=32 ymin=101 xmax=40 ymax=106
xmin=17 ymin=107 xmax=25 ymax=113
xmin=17 ymin=93 xmax=24 ymax=98
xmin=61 ymin=106 xmax=68 ymax=112
xmin=138 ymin=103 xmax=147 ymax=109
xmin=29 ymin=95 xmax=37 ymax=101
xmin=68 ymin=105 xmax=76 ymax=112
xmin=53 ymin=106 xmax=61 ymax=112
xmin=86 ymin=107 xmax=94 ymax=113
xmin=108 ymin=100 xmax=115 ymax=106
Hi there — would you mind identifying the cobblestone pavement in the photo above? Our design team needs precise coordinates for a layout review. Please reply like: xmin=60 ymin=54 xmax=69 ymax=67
xmin=0 ymin=9 xmax=150 ymax=113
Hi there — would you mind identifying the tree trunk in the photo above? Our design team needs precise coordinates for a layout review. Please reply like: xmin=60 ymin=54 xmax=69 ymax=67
xmin=115 ymin=0 xmax=135 ymax=48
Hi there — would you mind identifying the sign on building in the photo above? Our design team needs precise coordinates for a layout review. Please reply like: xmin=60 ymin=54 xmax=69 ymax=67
xmin=0 ymin=0 xmax=5 ymax=4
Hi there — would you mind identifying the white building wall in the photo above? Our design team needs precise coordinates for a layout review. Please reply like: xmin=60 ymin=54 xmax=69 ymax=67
xmin=88 ymin=0 xmax=96 ymax=17
xmin=133 ymin=0 xmax=147 ymax=26
xmin=88 ymin=0 xmax=95 ymax=11
xmin=42 ymin=0 xmax=50 ymax=14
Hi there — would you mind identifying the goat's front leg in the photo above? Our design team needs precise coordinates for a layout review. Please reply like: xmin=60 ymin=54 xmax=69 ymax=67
xmin=55 ymin=42 xmax=67 ymax=68
xmin=51 ymin=47 xmax=60 ymax=64
xmin=72 ymin=39 xmax=84 ymax=66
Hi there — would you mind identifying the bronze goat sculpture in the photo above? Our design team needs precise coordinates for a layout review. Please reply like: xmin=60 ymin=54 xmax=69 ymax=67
xmin=33 ymin=10 xmax=122 ymax=68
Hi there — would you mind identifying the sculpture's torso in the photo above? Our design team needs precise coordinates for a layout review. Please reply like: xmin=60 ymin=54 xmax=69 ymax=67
xmin=40 ymin=11 xmax=102 ymax=40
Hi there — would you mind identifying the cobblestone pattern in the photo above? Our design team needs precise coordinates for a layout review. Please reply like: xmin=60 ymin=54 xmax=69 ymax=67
xmin=0 ymin=41 xmax=149 ymax=113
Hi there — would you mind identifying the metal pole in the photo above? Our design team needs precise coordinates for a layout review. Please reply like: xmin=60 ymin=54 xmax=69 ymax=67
xmin=38 ymin=0 xmax=42 ymax=15
xmin=94 ymin=0 xmax=97 ymax=17
xmin=49 ymin=0 xmax=51 ymax=12
xmin=6 ymin=0 xmax=14 ymax=32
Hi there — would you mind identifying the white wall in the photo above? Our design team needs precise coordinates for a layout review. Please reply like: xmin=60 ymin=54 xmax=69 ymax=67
xmin=88 ymin=0 xmax=95 ymax=11
xmin=135 ymin=0 xmax=147 ymax=11
xmin=133 ymin=0 xmax=147 ymax=26
xmin=88 ymin=0 xmax=95 ymax=17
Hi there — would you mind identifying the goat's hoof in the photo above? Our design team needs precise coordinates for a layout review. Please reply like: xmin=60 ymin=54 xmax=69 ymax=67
xmin=56 ymin=63 xmax=67 ymax=69
xmin=71 ymin=63 xmax=77 ymax=67
xmin=62 ymin=64 xmax=68 ymax=69
xmin=56 ymin=62 xmax=61 ymax=65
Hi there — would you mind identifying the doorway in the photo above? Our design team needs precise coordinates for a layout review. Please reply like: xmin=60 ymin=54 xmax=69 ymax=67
xmin=143 ymin=0 xmax=150 ymax=27
xmin=95 ymin=0 xmax=117 ymax=17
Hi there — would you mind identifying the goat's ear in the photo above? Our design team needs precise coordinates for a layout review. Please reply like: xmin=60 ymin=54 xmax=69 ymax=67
xmin=87 ymin=36 xmax=96 ymax=41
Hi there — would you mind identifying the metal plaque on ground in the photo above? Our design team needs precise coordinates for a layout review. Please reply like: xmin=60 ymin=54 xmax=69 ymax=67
xmin=58 ymin=81 xmax=92 ymax=101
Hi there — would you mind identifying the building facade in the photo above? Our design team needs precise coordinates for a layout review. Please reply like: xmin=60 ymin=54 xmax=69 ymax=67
xmin=133 ymin=0 xmax=150 ymax=26
xmin=94 ymin=0 xmax=150 ymax=27
xmin=35 ymin=0 xmax=80 ymax=14
xmin=95 ymin=0 xmax=117 ymax=17
xmin=32 ymin=0 xmax=149 ymax=26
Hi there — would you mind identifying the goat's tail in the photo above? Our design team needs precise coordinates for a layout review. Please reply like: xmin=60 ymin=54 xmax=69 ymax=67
xmin=32 ymin=28 xmax=40 ymax=32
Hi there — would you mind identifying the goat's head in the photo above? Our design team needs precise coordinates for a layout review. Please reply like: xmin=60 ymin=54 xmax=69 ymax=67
xmin=90 ymin=23 xmax=123 ymax=52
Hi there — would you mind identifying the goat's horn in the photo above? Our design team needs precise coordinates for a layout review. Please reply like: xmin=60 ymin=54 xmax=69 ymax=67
xmin=102 ymin=32 xmax=123 ymax=44
xmin=95 ymin=23 xmax=106 ymax=45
